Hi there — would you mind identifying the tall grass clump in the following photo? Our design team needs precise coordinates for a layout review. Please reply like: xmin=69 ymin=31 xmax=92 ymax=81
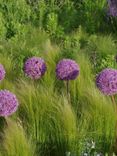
xmin=16 ymin=80 xmax=81 ymax=156
xmin=2 ymin=119 xmax=35 ymax=156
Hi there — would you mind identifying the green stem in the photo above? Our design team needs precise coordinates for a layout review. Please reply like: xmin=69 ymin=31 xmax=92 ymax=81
xmin=66 ymin=80 xmax=69 ymax=96
xmin=111 ymin=95 xmax=117 ymax=154
xmin=111 ymin=95 xmax=117 ymax=113
xmin=66 ymin=80 xmax=71 ymax=104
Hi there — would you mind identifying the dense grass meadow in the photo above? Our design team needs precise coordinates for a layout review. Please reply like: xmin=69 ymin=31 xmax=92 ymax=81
xmin=0 ymin=0 xmax=117 ymax=156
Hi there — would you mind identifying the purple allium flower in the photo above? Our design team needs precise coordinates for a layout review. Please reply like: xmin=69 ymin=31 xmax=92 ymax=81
xmin=107 ymin=0 xmax=117 ymax=17
xmin=56 ymin=59 xmax=80 ymax=81
xmin=0 ymin=90 xmax=19 ymax=117
xmin=96 ymin=68 xmax=117 ymax=95
xmin=24 ymin=57 xmax=47 ymax=79
xmin=0 ymin=64 xmax=5 ymax=81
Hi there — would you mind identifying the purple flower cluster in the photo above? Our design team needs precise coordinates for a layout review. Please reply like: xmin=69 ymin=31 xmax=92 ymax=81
xmin=0 ymin=90 xmax=19 ymax=117
xmin=24 ymin=57 xmax=47 ymax=79
xmin=56 ymin=59 xmax=80 ymax=81
xmin=96 ymin=68 xmax=117 ymax=95
xmin=107 ymin=0 xmax=117 ymax=17
xmin=0 ymin=64 xmax=5 ymax=81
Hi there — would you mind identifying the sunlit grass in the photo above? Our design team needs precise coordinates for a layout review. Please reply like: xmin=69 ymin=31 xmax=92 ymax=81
xmin=2 ymin=119 xmax=35 ymax=156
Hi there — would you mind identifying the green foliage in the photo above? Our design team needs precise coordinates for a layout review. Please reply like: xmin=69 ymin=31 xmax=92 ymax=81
xmin=58 ymin=1 xmax=78 ymax=33
xmin=86 ymin=35 xmax=117 ymax=73
xmin=0 ymin=0 xmax=31 ymax=38
xmin=0 ymin=0 xmax=116 ymax=40
xmin=46 ymin=12 xmax=58 ymax=35
xmin=79 ymin=0 xmax=107 ymax=33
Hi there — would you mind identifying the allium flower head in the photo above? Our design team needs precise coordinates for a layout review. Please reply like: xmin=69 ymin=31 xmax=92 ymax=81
xmin=108 ymin=0 xmax=117 ymax=17
xmin=0 ymin=64 xmax=5 ymax=81
xmin=56 ymin=59 xmax=80 ymax=80
xmin=0 ymin=90 xmax=19 ymax=116
xmin=24 ymin=57 xmax=47 ymax=79
xmin=96 ymin=68 xmax=117 ymax=95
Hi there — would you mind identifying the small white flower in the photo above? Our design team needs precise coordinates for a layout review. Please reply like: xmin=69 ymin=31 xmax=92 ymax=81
xmin=66 ymin=151 xmax=71 ymax=156
xmin=83 ymin=153 xmax=88 ymax=156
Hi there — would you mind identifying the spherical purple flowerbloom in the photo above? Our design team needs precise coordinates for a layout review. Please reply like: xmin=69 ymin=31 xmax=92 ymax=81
xmin=24 ymin=57 xmax=47 ymax=80
xmin=0 ymin=90 xmax=19 ymax=117
xmin=107 ymin=0 xmax=117 ymax=17
xmin=96 ymin=68 xmax=117 ymax=95
xmin=56 ymin=59 xmax=80 ymax=81
xmin=0 ymin=64 xmax=5 ymax=81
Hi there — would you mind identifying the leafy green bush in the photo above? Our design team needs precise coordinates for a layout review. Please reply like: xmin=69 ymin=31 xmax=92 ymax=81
xmin=79 ymin=0 xmax=107 ymax=33
xmin=0 ymin=0 xmax=31 ymax=38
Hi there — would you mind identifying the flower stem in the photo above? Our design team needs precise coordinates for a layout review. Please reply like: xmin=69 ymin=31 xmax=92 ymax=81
xmin=66 ymin=80 xmax=71 ymax=104
xmin=66 ymin=80 xmax=69 ymax=95
xmin=111 ymin=95 xmax=117 ymax=154
xmin=4 ymin=117 xmax=10 ymax=127
xmin=111 ymin=95 xmax=117 ymax=113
